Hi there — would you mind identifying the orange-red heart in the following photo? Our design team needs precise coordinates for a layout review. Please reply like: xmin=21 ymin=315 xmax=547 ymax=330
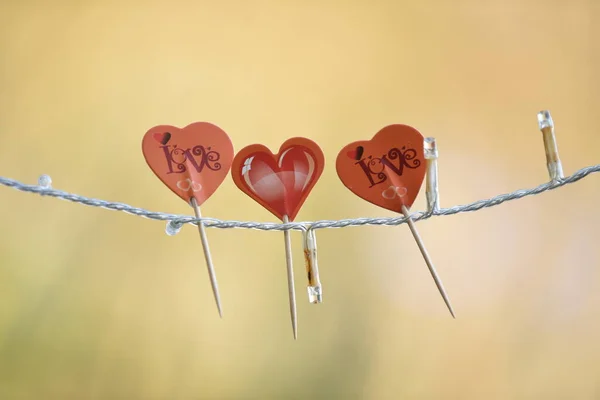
xmin=231 ymin=138 xmax=325 ymax=221
xmin=336 ymin=124 xmax=426 ymax=213
xmin=142 ymin=122 xmax=234 ymax=206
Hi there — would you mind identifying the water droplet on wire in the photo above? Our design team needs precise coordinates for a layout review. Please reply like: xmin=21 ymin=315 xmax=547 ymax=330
xmin=165 ymin=220 xmax=183 ymax=236
xmin=38 ymin=174 xmax=52 ymax=189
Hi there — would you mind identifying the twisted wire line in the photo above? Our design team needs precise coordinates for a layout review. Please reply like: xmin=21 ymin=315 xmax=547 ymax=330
xmin=1 ymin=164 xmax=599 ymax=232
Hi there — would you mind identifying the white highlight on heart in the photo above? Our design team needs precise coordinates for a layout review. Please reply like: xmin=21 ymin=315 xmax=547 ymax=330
xmin=241 ymin=148 xmax=316 ymax=203
xmin=278 ymin=148 xmax=293 ymax=168
xmin=242 ymin=156 xmax=254 ymax=176
xmin=381 ymin=185 xmax=408 ymax=200
xmin=247 ymin=173 xmax=286 ymax=203
xmin=300 ymin=151 xmax=315 ymax=192
xmin=177 ymin=178 xmax=202 ymax=193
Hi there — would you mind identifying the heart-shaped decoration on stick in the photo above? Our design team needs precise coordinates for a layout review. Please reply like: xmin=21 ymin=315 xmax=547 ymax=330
xmin=142 ymin=121 xmax=234 ymax=318
xmin=231 ymin=137 xmax=325 ymax=221
xmin=231 ymin=137 xmax=325 ymax=339
xmin=336 ymin=124 xmax=425 ymax=213
xmin=142 ymin=122 xmax=234 ymax=206
xmin=336 ymin=124 xmax=455 ymax=318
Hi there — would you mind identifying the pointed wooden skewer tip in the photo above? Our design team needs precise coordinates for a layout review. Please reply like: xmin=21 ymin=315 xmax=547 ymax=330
xmin=401 ymin=205 xmax=455 ymax=318
xmin=191 ymin=197 xmax=223 ymax=318
xmin=283 ymin=215 xmax=298 ymax=340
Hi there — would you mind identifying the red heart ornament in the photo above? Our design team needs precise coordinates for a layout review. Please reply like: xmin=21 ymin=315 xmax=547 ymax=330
xmin=231 ymin=138 xmax=325 ymax=221
xmin=142 ymin=122 xmax=234 ymax=206
xmin=336 ymin=124 xmax=426 ymax=213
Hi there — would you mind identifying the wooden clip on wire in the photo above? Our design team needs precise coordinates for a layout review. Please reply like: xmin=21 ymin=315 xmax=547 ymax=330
xmin=538 ymin=110 xmax=564 ymax=182
xmin=424 ymin=137 xmax=440 ymax=214
xmin=303 ymin=227 xmax=322 ymax=304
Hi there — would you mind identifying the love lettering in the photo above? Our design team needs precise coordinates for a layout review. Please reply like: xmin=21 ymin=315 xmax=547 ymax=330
xmin=355 ymin=147 xmax=421 ymax=188
xmin=161 ymin=145 xmax=222 ymax=174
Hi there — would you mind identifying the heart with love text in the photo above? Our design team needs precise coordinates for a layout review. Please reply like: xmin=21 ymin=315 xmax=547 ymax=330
xmin=142 ymin=122 xmax=234 ymax=206
xmin=336 ymin=124 xmax=426 ymax=213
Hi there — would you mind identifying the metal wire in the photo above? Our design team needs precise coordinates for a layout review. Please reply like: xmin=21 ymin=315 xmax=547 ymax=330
xmin=1 ymin=164 xmax=599 ymax=232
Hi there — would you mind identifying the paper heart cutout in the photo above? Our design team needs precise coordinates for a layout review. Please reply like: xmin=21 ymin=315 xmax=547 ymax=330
xmin=142 ymin=122 xmax=234 ymax=206
xmin=336 ymin=124 xmax=425 ymax=212
xmin=231 ymin=137 xmax=325 ymax=221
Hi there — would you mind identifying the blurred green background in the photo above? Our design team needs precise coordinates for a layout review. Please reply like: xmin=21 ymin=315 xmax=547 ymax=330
xmin=1 ymin=1 xmax=599 ymax=399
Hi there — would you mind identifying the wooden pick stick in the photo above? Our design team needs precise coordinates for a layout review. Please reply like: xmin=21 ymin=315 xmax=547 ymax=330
xmin=282 ymin=215 xmax=298 ymax=339
xmin=191 ymin=197 xmax=223 ymax=318
xmin=401 ymin=205 xmax=455 ymax=318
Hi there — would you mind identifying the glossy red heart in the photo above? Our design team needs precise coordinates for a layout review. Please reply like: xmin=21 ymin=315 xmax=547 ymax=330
xmin=142 ymin=122 xmax=234 ymax=206
xmin=231 ymin=138 xmax=325 ymax=221
xmin=336 ymin=124 xmax=426 ymax=213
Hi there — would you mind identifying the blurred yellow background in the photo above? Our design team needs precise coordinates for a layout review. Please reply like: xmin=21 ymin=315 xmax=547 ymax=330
xmin=1 ymin=0 xmax=599 ymax=399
